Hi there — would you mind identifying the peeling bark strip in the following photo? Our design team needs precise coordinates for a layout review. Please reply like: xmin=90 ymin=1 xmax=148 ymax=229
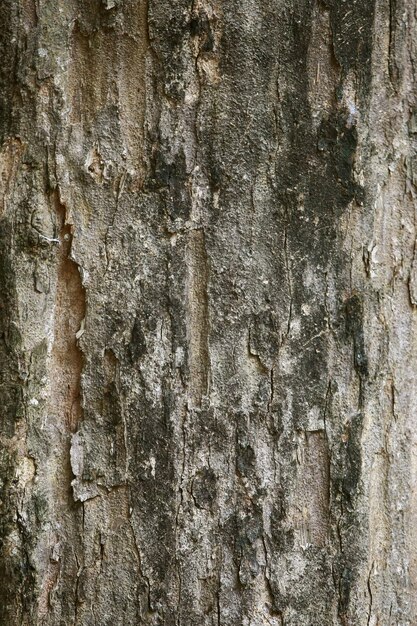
xmin=1 ymin=0 xmax=417 ymax=624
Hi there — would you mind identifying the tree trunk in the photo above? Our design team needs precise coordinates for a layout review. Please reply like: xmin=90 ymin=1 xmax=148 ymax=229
xmin=0 ymin=0 xmax=416 ymax=624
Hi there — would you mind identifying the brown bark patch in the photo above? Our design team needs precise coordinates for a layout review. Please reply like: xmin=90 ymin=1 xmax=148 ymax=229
xmin=50 ymin=191 xmax=85 ymax=433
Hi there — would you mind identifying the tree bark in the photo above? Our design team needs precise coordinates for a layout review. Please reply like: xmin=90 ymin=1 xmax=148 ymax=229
xmin=0 ymin=0 xmax=416 ymax=624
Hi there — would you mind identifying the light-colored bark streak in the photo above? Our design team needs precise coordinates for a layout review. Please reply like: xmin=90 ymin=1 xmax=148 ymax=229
xmin=186 ymin=228 xmax=210 ymax=408
xmin=0 ymin=138 xmax=24 ymax=217
xmin=294 ymin=431 xmax=330 ymax=548
xmin=362 ymin=0 xmax=417 ymax=622
xmin=307 ymin=0 xmax=341 ymax=127
xmin=115 ymin=0 xmax=150 ymax=187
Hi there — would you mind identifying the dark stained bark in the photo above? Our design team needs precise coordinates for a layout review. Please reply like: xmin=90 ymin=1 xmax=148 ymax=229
xmin=0 ymin=0 xmax=416 ymax=624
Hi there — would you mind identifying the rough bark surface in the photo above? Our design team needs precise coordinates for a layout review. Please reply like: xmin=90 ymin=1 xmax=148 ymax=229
xmin=0 ymin=0 xmax=416 ymax=624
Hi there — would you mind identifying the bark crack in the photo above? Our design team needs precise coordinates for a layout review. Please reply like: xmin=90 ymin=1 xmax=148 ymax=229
xmin=366 ymin=562 xmax=374 ymax=625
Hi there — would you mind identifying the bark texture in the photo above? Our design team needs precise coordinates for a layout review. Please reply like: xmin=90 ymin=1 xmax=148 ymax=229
xmin=0 ymin=0 xmax=416 ymax=624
